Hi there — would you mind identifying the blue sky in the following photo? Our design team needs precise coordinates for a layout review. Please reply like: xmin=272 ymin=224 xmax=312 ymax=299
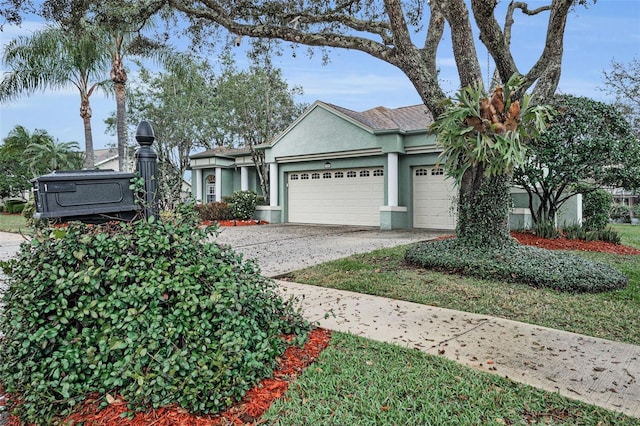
xmin=1 ymin=1 xmax=639 ymax=151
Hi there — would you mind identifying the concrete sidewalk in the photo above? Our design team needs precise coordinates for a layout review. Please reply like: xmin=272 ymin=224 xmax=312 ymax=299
xmin=276 ymin=280 xmax=640 ymax=419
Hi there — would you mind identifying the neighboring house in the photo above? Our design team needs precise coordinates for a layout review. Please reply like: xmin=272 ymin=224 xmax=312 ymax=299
xmin=93 ymin=148 xmax=135 ymax=172
xmin=189 ymin=101 xmax=580 ymax=230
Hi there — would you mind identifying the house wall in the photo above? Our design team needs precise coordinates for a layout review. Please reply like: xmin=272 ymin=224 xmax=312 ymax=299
xmin=268 ymin=107 xmax=382 ymax=161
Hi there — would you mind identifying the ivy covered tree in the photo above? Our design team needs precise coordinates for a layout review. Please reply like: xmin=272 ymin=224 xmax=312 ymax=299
xmin=512 ymin=95 xmax=640 ymax=226
xmin=433 ymin=75 xmax=552 ymax=248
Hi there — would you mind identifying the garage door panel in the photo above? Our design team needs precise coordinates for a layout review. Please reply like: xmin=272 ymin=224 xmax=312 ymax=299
xmin=413 ymin=167 xmax=457 ymax=230
xmin=288 ymin=168 xmax=384 ymax=226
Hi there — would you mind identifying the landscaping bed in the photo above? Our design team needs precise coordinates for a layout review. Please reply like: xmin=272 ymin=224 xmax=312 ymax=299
xmin=512 ymin=231 xmax=640 ymax=255
xmin=1 ymin=329 xmax=331 ymax=425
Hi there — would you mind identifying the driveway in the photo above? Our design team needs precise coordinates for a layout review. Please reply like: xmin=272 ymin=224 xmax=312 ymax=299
xmin=0 ymin=224 xmax=444 ymax=281
xmin=213 ymin=224 xmax=444 ymax=277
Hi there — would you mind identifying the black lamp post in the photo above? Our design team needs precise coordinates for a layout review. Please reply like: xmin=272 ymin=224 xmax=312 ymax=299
xmin=135 ymin=120 xmax=159 ymax=221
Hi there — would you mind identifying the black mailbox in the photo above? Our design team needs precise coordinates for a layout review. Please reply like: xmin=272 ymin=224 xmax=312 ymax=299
xmin=32 ymin=170 xmax=139 ymax=223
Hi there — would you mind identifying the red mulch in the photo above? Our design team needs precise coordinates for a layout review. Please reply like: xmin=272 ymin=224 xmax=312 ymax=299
xmin=1 ymin=328 xmax=331 ymax=426
xmin=511 ymin=231 xmax=640 ymax=255
xmin=203 ymin=220 xmax=269 ymax=227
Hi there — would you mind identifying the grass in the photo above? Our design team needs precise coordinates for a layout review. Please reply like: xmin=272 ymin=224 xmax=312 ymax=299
xmin=263 ymin=332 xmax=637 ymax=425
xmin=284 ymin=226 xmax=640 ymax=345
xmin=0 ymin=213 xmax=27 ymax=234
xmin=611 ymin=223 xmax=640 ymax=249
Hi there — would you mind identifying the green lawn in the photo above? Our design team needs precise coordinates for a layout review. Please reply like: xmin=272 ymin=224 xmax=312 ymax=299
xmin=263 ymin=333 xmax=637 ymax=425
xmin=0 ymin=213 xmax=28 ymax=233
xmin=611 ymin=223 xmax=640 ymax=249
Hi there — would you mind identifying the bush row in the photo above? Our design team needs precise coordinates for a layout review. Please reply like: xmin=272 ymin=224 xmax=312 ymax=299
xmin=0 ymin=204 xmax=311 ymax=423
xmin=405 ymin=238 xmax=628 ymax=293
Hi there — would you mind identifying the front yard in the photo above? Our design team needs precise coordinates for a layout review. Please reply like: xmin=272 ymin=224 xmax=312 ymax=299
xmin=283 ymin=224 xmax=640 ymax=345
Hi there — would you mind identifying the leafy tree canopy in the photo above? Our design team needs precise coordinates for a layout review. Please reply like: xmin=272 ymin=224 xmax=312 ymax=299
xmin=513 ymin=94 xmax=640 ymax=224
xmin=601 ymin=58 xmax=640 ymax=138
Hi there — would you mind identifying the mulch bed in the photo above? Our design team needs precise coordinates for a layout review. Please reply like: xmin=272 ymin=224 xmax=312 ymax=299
xmin=511 ymin=231 xmax=640 ymax=255
xmin=1 ymin=328 xmax=331 ymax=426
xmin=204 ymin=220 xmax=269 ymax=227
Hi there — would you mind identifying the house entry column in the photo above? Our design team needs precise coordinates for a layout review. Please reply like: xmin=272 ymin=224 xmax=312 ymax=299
xmin=215 ymin=167 xmax=222 ymax=202
xmin=240 ymin=166 xmax=249 ymax=191
xmin=388 ymin=152 xmax=398 ymax=207
xmin=195 ymin=169 xmax=203 ymax=203
xmin=269 ymin=163 xmax=278 ymax=207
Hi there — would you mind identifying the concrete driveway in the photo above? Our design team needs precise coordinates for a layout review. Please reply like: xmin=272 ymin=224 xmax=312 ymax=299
xmin=213 ymin=224 xmax=445 ymax=277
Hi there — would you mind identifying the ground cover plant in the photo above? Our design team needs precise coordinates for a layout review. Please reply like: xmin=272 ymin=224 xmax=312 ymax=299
xmin=262 ymin=333 xmax=637 ymax=425
xmin=404 ymin=237 xmax=628 ymax=293
xmin=284 ymin=227 xmax=640 ymax=345
xmin=0 ymin=205 xmax=311 ymax=424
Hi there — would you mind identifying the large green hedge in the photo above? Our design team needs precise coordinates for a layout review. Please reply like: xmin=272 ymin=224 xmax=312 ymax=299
xmin=0 ymin=205 xmax=310 ymax=424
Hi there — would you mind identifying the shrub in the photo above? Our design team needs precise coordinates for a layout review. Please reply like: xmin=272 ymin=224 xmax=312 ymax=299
xmin=585 ymin=228 xmax=622 ymax=244
xmin=562 ymin=223 xmax=586 ymax=240
xmin=230 ymin=190 xmax=258 ymax=220
xmin=610 ymin=203 xmax=631 ymax=222
xmin=3 ymin=199 xmax=26 ymax=214
xmin=405 ymin=239 xmax=627 ymax=293
xmin=533 ymin=220 xmax=559 ymax=239
xmin=194 ymin=201 xmax=233 ymax=222
xmin=0 ymin=204 xmax=310 ymax=423
xmin=583 ymin=189 xmax=612 ymax=231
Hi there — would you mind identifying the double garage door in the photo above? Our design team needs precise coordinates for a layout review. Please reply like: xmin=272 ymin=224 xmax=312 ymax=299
xmin=287 ymin=166 xmax=457 ymax=229
xmin=288 ymin=168 xmax=384 ymax=226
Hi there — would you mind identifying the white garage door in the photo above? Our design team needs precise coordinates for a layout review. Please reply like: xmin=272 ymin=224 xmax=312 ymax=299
xmin=413 ymin=167 xmax=457 ymax=230
xmin=288 ymin=168 xmax=384 ymax=226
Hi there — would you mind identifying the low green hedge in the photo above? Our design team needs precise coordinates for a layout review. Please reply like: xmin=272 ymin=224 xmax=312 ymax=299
xmin=405 ymin=239 xmax=628 ymax=293
xmin=0 ymin=204 xmax=311 ymax=423
xmin=3 ymin=199 xmax=26 ymax=214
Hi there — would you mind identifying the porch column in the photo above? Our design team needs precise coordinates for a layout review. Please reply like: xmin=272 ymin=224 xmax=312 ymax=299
xmin=269 ymin=163 xmax=278 ymax=207
xmin=240 ymin=166 xmax=249 ymax=191
xmin=215 ymin=167 xmax=222 ymax=202
xmin=195 ymin=168 xmax=203 ymax=203
xmin=387 ymin=152 xmax=398 ymax=207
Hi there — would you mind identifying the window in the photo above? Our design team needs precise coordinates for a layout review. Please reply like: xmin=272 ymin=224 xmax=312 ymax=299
xmin=334 ymin=172 xmax=344 ymax=178
xmin=312 ymin=172 xmax=320 ymax=179
xmin=347 ymin=171 xmax=357 ymax=178
xmin=415 ymin=168 xmax=428 ymax=176
xmin=323 ymin=172 xmax=332 ymax=179
xmin=359 ymin=170 xmax=370 ymax=177
xmin=206 ymin=183 xmax=216 ymax=203
xmin=290 ymin=174 xmax=299 ymax=180
xmin=432 ymin=168 xmax=445 ymax=176
xmin=373 ymin=169 xmax=384 ymax=177
xmin=301 ymin=173 xmax=309 ymax=180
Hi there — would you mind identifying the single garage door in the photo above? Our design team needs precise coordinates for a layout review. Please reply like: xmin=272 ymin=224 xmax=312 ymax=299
xmin=288 ymin=168 xmax=384 ymax=226
xmin=413 ymin=166 xmax=457 ymax=230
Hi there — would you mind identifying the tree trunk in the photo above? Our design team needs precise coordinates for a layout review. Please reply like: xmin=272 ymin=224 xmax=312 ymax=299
xmin=456 ymin=164 xmax=515 ymax=249
xmin=80 ymin=96 xmax=94 ymax=169
xmin=111 ymin=53 xmax=128 ymax=172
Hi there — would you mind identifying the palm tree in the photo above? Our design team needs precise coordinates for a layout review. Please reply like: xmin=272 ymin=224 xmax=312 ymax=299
xmin=0 ymin=24 xmax=111 ymax=169
xmin=25 ymin=138 xmax=83 ymax=175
